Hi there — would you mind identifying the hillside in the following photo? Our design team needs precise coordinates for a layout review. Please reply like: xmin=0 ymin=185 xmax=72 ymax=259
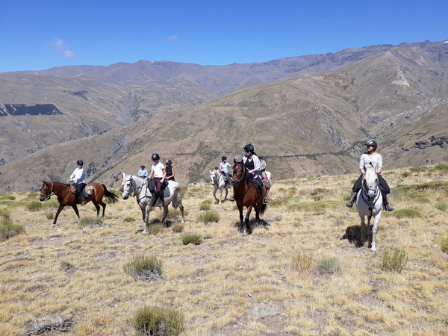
xmin=1 ymin=40 xmax=447 ymax=168
xmin=0 ymin=43 xmax=447 ymax=192
xmin=1 ymin=165 xmax=448 ymax=335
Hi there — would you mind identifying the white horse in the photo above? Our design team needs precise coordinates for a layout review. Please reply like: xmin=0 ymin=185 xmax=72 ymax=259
xmin=121 ymin=173 xmax=185 ymax=233
xmin=355 ymin=166 xmax=382 ymax=251
xmin=209 ymin=170 xmax=230 ymax=204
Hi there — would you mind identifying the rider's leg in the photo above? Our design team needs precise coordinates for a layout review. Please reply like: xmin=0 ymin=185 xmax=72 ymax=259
xmin=378 ymin=175 xmax=394 ymax=211
xmin=156 ymin=179 xmax=165 ymax=208
xmin=77 ymin=183 xmax=86 ymax=205
xmin=346 ymin=175 xmax=362 ymax=208
xmin=262 ymin=186 xmax=269 ymax=204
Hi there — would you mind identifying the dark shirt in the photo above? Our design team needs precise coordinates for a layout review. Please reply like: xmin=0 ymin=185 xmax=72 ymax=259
xmin=166 ymin=166 xmax=175 ymax=180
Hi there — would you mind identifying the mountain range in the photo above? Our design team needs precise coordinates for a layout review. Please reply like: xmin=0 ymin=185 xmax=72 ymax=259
xmin=0 ymin=40 xmax=447 ymax=192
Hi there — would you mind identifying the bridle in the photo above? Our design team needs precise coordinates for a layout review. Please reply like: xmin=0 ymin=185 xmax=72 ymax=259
xmin=39 ymin=181 xmax=69 ymax=200
xmin=231 ymin=162 xmax=247 ymax=186
xmin=124 ymin=175 xmax=151 ymax=201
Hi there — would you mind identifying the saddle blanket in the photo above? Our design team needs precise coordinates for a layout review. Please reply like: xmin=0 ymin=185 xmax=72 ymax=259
xmin=70 ymin=185 xmax=94 ymax=197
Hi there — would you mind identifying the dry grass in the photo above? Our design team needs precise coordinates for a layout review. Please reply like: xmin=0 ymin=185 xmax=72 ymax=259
xmin=1 ymin=166 xmax=448 ymax=335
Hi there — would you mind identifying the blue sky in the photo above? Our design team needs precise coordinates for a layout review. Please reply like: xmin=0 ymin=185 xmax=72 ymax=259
xmin=1 ymin=0 xmax=447 ymax=72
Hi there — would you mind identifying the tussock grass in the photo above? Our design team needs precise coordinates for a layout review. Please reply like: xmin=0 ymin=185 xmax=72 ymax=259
xmin=435 ymin=201 xmax=447 ymax=211
xmin=182 ymin=233 xmax=202 ymax=245
xmin=146 ymin=224 xmax=164 ymax=235
xmin=79 ymin=216 xmax=103 ymax=227
xmin=167 ymin=208 xmax=188 ymax=219
xmin=401 ymin=171 xmax=411 ymax=178
xmin=392 ymin=209 xmax=422 ymax=218
xmin=197 ymin=210 xmax=220 ymax=223
xmin=317 ymin=257 xmax=340 ymax=274
xmin=172 ymin=224 xmax=184 ymax=233
xmin=132 ymin=305 xmax=184 ymax=336
xmin=123 ymin=255 xmax=163 ymax=281
xmin=27 ymin=192 xmax=39 ymax=198
xmin=292 ymin=252 xmax=313 ymax=271
xmin=25 ymin=201 xmax=43 ymax=212
xmin=123 ymin=217 xmax=135 ymax=222
xmin=287 ymin=201 xmax=338 ymax=212
xmin=434 ymin=163 xmax=448 ymax=170
xmin=0 ymin=217 xmax=25 ymax=241
xmin=410 ymin=167 xmax=426 ymax=173
xmin=199 ymin=199 xmax=212 ymax=210
xmin=0 ymin=195 xmax=15 ymax=200
xmin=380 ymin=248 xmax=408 ymax=273
xmin=46 ymin=212 xmax=54 ymax=220
xmin=441 ymin=238 xmax=448 ymax=254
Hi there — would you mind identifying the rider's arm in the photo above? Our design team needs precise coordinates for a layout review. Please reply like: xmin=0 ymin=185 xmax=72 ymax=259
xmin=377 ymin=154 xmax=383 ymax=174
xmin=148 ymin=169 xmax=154 ymax=178
xmin=170 ymin=167 xmax=175 ymax=179
xmin=162 ymin=168 xmax=166 ymax=182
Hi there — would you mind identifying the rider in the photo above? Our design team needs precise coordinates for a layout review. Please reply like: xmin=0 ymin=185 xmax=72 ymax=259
xmin=165 ymin=159 xmax=175 ymax=182
xmin=346 ymin=139 xmax=394 ymax=211
xmin=259 ymin=156 xmax=268 ymax=180
xmin=69 ymin=159 xmax=87 ymax=205
xmin=219 ymin=156 xmax=232 ymax=183
xmin=138 ymin=165 xmax=148 ymax=179
xmin=148 ymin=153 xmax=166 ymax=207
xmin=243 ymin=144 xmax=269 ymax=204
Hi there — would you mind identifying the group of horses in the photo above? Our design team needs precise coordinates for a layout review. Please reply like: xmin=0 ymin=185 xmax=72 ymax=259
xmin=38 ymin=163 xmax=382 ymax=250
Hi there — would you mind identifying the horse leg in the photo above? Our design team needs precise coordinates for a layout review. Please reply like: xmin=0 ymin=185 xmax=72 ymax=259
xmin=161 ymin=205 xmax=169 ymax=225
xmin=179 ymin=204 xmax=185 ymax=224
xmin=52 ymin=205 xmax=65 ymax=227
xmin=359 ymin=214 xmax=366 ymax=245
xmin=143 ymin=204 xmax=151 ymax=234
xmin=245 ymin=205 xmax=253 ymax=235
xmin=93 ymin=201 xmax=101 ymax=217
xmin=219 ymin=188 xmax=223 ymax=204
xmin=72 ymin=204 xmax=80 ymax=220
xmin=371 ymin=212 xmax=381 ymax=252
xmin=238 ymin=205 xmax=244 ymax=236
xmin=366 ymin=215 xmax=372 ymax=247
xmin=213 ymin=186 xmax=219 ymax=204
xmin=224 ymin=187 xmax=228 ymax=201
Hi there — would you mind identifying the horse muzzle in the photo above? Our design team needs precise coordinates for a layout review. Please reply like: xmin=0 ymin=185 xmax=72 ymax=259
xmin=367 ymin=190 xmax=376 ymax=198
xmin=122 ymin=193 xmax=129 ymax=200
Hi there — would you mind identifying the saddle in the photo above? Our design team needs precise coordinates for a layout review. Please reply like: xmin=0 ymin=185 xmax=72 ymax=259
xmin=70 ymin=184 xmax=94 ymax=197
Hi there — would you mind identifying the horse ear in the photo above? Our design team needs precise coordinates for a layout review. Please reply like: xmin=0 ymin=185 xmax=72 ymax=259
xmin=122 ymin=172 xmax=125 ymax=179
xmin=234 ymin=159 xmax=237 ymax=164
xmin=240 ymin=159 xmax=244 ymax=163
xmin=209 ymin=170 xmax=213 ymax=174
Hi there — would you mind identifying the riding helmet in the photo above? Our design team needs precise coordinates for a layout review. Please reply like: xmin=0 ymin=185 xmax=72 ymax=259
xmin=243 ymin=143 xmax=254 ymax=153
xmin=222 ymin=156 xmax=227 ymax=160
xmin=166 ymin=159 xmax=172 ymax=164
xmin=151 ymin=153 xmax=160 ymax=160
xmin=365 ymin=139 xmax=378 ymax=148
xmin=77 ymin=159 xmax=84 ymax=166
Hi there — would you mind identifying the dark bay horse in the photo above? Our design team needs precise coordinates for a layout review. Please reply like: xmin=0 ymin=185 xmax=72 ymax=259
xmin=39 ymin=181 xmax=119 ymax=226
xmin=231 ymin=160 xmax=267 ymax=236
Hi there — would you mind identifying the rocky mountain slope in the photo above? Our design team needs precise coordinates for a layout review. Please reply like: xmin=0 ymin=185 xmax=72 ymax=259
xmin=0 ymin=43 xmax=447 ymax=192
xmin=2 ymin=40 xmax=447 ymax=168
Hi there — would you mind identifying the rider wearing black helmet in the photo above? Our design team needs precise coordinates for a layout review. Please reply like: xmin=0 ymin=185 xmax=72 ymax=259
xmin=219 ymin=156 xmax=232 ymax=183
xmin=242 ymin=143 xmax=269 ymax=204
xmin=69 ymin=159 xmax=87 ymax=205
xmin=165 ymin=159 xmax=175 ymax=182
xmin=148 ymin=153 xmax=166 ymax=207
xmin=346 ymin=140 xmax=394 ymax=211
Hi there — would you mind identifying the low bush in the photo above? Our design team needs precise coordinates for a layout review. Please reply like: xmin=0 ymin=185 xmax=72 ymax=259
xmin=317 ymin=257 xmax=340 ymax=274
xmin=0 ymin=208 xmax=11 ymax=219
xmin=288 ymin=201 xmax=338 ymax=213
xmin=27 ymin=192 xmax=39 ymax=198
xmin=123 ymin=255 xmax=163 ymax=281
xmin=0 ymin=217 xmax=26 ymax=241
xmin=79 ymin=216 xmax=103 ymax=227
xmin=401 ymin=171 xmax=411 ymax=178
xmin=292 ymin=252 xmax=313 ymax=271
xmin=146 ymin=224 xmax=164 ymax=235
xmin=26 ymin=201 xmax=43 ymax=212
xmin=435 ymin=202 xmax=447 ymax=211
xmin=197 ymin=210 xmax=220 ymax=224
xmin=46 ymin=212 xmax=54 ymax=220
xmin=392 ymin=209 xmax=422 ymax=219
xmin=200 ymin=199 xmax=212 ymax=210
xmin=172 ymin=224 xmax=184 ymax=233
xmin=60 ymin=260 xmax=74 ymax=271
xmin=123 ymin=217 xmax=135 ymax=222
xmin=132 ymin=305 xmax=184 ymax=336
xmin=441 ymin=238 xmax=448 ymax=254
xmin=380 ymin=248 xmax=408 ymax=273
xmin=410 ymin=167 xmax=426 ymax=173
xmin=434 ymin=163 xmax=448 ymax=170
xmin=167 ymin=208 xmax=188 ymax=219
xmin=182 ymin=233 xmax=202 ymax=245
xmin=0 ymin=195 xmax=16 ymax=201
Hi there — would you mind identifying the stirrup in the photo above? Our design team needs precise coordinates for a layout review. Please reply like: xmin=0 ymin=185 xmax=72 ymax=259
xmin=385 ymin=205 xmax=394 ymax=212
xmin=346 ymin=201 xmax=353 ymax=208
xmin=263 ymin=197 xmax=269 ymax=204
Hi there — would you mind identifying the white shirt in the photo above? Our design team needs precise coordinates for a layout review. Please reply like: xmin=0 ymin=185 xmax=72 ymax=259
xmin=151 ymin=162 xmax=165 ymax=178
xmin=70 ymin=167 xmax=86 ymax=184
xmin=219 ymin=162 xmax=231 ymax=173
xmin=359 ymin=152 xmax=383 ymax=171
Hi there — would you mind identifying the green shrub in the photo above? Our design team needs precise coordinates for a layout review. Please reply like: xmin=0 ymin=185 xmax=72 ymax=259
xmin=172 ymin=224 xmax=184 ymax=233
xmin=146 ymin=224 xmax=164 ymax=235
xmin=167 ymin=208 xmax=188 ymax=219
xmin=434 ymin=163 xmax=448 ymax=170
xmin=79 ymin=216 xmax=103 ymax=227
xmin=317 ymin=257 xmax=340 ymax=274
xmin=182 ymin=233 xmax=202 ymax=245
xmin=351 ymin=179 xmax=358 ymax=184
xmin=197 ymin=210 xmax=220 ymax=224
xmin=27 ymin=192 xmax=39 ymax=198
xmin=46 ymin=212 xmax=54 ymax=220
xmin=132 ymin=305 xmax=184 ymax=336
xmin=410 ymin=167 xmax=426 ymax=173
xmin=123 ymin=255 xmax=163 ymax=281
xmin=380 ymin=248 xmax=408 ymax=273
xmin=401 ymin=171 xmax=411 ymax=178
xmin=435 ymin=202 xmax=448 ymax=211
xmin=0 ymin=195 xmax=16 ymax=201
xmin=269 ymin=200 xmax=284 ymax=208
xmin=0 ymin=218 xmax=26 ymax=241
xmin=26 ymin=201 xmax=43 ymax=212
xmin=292 ymin=252 xmax=313 ymax=271
xmin=392 ymin=209 xmax=422 ymax=219
xmin=0 ymin=208 xmax=11 ymax=220
xmin=288 ymin=201 xmax=337 ymax=213
xmin=123 ymin=217 xmax=136 ymax=222
xmin=200 ymin=199 xmax=212 ymax=210
xmin=441 ymin=238 xmax=448 ymax=254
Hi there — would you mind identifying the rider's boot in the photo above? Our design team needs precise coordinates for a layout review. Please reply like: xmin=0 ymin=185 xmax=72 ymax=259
xmin=80 ymin=193 xmax=86 ymax=206
xmin=262 ymin=186 xmax=269 ymax=204
xmin=159 ymin=193 xmax=165 ymax=209
xmin=151 ymin=195 xmax=158 ymax=208
xmin=346 ymin=191 xmax=357 ymax=208
xmin=384 ymin=194 xmax=394 ymax=212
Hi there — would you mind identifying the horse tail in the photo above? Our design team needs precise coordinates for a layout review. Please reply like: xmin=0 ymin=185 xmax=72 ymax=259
xmin=102 ymin=184 xmax=119 ymax=203
xmin=260 ymin=202 xmax=267 ymax=215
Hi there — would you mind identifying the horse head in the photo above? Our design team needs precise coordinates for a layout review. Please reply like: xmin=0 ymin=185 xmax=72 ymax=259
xmin=231 ymin=160 xmax=247 ymax=186
xmin=39 ymin=181 xmax=52 ymax=201
xmin=121 ymin=173 xmax=135 ymax=200
xmin=362 ymin=167 xmax=379 ymax=200
xmin=209 ymin=170 xmax=218 ymax=185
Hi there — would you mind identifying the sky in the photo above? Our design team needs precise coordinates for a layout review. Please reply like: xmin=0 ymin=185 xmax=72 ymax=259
xmin=1 ymin=0 xmax=447 ymax=73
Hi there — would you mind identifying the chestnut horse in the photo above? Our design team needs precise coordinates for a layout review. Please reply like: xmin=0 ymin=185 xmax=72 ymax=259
xmin=39 ymin=181 xmax=119 ymax=226
xmin=231 ymin=160 xmax=267 ymax=236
